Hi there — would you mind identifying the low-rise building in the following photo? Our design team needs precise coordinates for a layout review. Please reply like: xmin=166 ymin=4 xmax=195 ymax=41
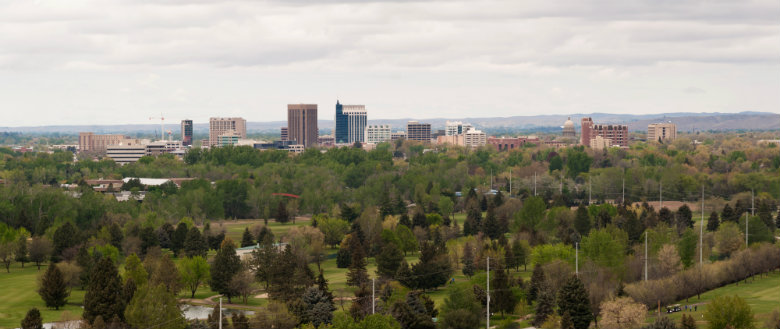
xmin=365 ymin=124 xmax=392 ymax=143
xmin=647 ymin=123 xmax=677 ymax=142
xmin=590 ymin=135 xmax=612 ymax=150
xmin=487 ymin=136 xmax=540 ymax=151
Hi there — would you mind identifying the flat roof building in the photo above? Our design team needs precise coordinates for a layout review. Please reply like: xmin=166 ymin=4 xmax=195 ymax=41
xmin=406 ymin=121 xmax=431 ymax=142
xmin=288 ymin=104 xmax=318 ymax=148
xmin=79 ymin=132 xmax=138 ymax=154
xmin=365 ymin=124 xmax=392 ymax=143
xmin=647 ymin=123 xmax=677 ymax=142
xmin=208 ymin=117 xmax=246 ymax=148
xmin=335 ymin=101 xmax=367 ymax=144
xmin=445 ymin=121 xmax=474 ymax=136
xmin=181 ymin=120 xmax=193 ymax=146
xmin=581 ymin=117 xmax=628 ymax=147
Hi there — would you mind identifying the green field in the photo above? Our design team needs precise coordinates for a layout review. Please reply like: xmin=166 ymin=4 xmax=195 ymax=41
xmin=646 ymin=271 xmax=780 ymax=327
xmin=0 ymin=264 xmax=85 ymax=329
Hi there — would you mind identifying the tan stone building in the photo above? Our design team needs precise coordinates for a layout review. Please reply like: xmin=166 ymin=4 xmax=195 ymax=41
xmin=79 ymin=132 xmax=140 ymax=154
xmin=647 ymin=123 xmax=677 ymax=142
xmin=590 ymin=135 xmax=612 ymax=150
xmin=208 ymin=117 xmax=246 ymax=147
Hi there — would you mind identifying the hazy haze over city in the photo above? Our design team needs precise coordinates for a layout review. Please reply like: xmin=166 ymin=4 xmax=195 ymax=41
xmin=1 ymin=0 xmax=778 ymax=126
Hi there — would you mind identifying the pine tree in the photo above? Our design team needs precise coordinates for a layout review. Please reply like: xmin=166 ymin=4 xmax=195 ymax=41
xmin=210 ymin=238 xmax=241 ymax=303
xmin=350 ymin=284 xmax=372 ymax=321
xmin=184 ymin=227 xmax=208 ymax=258
xmin=533 ymin=285 xmax=555 ymax=327
xmin=302 ymin=286 xmax=336 ymax=327
xmin=399 ymin=214 xmax=412 ymax=228
xmin=560 ymin=311 xmax=574 ymax=329
xmin=528 ymin=265 xmax=545 ymax=304
xmin=276 ymin=201 xmax=289 ymax=223
xmin=676 ymin=204 xmax=694 ymax=229
xmin=680 ymin=314 xmax=697 ymax=329
xmin=707 ymin=211 xmax=720 ymax=232
xmin=574 ymin=204 xmax=591 ymax=236
xmin=171 ymin=222 xmax=188 ymax=256
xmin=482 ymin=203 xmax=501 ymax=239
xmin=376 ymin=242 xmax=403 ymax=278
xmin=513 ymin=240 xmax=528 ymax=271
xmin=347 ymin=239 xmax=368 ymax=287
xmin=413 ymin=211 xmax=428 ymax=228
xmin=240 ymin=228 xmax=254 ymax=247
xmin=83 ymin=257 xmax=125 ymax=324
xmin=758 ymin=201 xmax=773 ymax=229
xmin=494 ymin=191 xmax=505 ymax=207
xmin=504 ymin=245 xmax=517 ymax=271
xmin=12 ymin=235 xmax=27 ymax=268
xmin=722 ymin=204 xmax=736 ymax=223
xmin=38 ymin=263 xmax=68 ymax=310
xmin=659 ymin=207 xmax=673 ymax=225
xmin=21 ymin=308 xmax=43 ymax=329
xmin=461 ymin=243 xmax=475 ymax=277
xmin=491 ymin=262 xmax=517 ymax=317
xmin=557 ymin=275 xmax=592 ymax=329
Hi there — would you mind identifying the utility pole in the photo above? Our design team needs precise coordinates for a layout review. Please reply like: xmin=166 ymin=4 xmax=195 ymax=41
xmin=745 ymin=212 xmax=749 ymax=248
xmin=486 ymin=257 xmax=490 ymax=329
xmin=700 ymin=185 xmax=704 ymax=266
xmin=219 ymin=298 xmax=222 ymax=329
xmin=372 ymin=278 xmax=375 ymax=314
xmin=575 ymin=242 xmax=579 ymax=276
xmin=644 ymin=233 xmax=648 ymax=282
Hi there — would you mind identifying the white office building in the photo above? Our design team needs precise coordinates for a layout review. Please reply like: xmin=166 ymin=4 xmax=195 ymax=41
xmin=342 ymin=105 xmax=367 ymax=143
xmin=445 ymin=121 xmax=474 ymax=136
xmin=365 ymin=124 xmax=392 ymax=143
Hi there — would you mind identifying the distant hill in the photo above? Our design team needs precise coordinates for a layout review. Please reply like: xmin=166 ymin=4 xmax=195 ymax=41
xmin=1 ymin=111 xmax=777 ymax=135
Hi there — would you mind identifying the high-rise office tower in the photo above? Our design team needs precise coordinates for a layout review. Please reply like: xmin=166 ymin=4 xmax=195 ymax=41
xmin=288 ymin=104 xmax=318 ymax=147
xmin=181 ymin=119 xmax=193 ymax=146
xmin=445 ymin=121 xmax=474 ymax=136
xmin=406 ymin=121 xmax=432 ymax=142
xmin=334 ymin=101 xmax=367 ymax=143
xmin=209 ymin=117 xmax=246 ymax=147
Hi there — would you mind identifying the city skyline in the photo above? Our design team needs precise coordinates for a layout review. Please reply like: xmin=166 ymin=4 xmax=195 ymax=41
xmin=0 ymin=0 xmax=778 ymax=126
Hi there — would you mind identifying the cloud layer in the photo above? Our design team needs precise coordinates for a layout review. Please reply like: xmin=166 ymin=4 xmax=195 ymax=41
xmin=0 ymin=0 xmax=778 ymax=125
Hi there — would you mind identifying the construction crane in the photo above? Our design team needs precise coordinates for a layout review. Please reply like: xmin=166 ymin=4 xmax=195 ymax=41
xmin=149 ymin=114 xmax=165 ymax=141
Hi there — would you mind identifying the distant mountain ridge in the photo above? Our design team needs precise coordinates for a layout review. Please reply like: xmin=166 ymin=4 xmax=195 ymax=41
xmin=1 ymin=111 xmax=777 ymax=134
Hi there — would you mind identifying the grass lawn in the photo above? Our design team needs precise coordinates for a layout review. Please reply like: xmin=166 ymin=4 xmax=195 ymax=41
xmin=645 ymin=271 xmax=780 ymax=327
xmin=0 ymin=263 xmax=85 ymax=329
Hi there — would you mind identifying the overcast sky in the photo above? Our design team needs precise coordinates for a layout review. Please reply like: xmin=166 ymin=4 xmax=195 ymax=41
xmin=1 ymin=0 xmax=778 ymax=126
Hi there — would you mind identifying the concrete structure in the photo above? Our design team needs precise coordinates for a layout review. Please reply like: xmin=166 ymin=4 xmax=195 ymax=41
xmin=79 ymin=132 xmax=139 ymax=153
xmin=106 ymin=145 xmax=147 ymax=164
xmin=562 ymin=117 xmax=576 ymax=138
xmin=445 ymin=121 xmax=474 ymax=136
xmin=647 ymin=123 xmax=677 ymax=142
xmin=280 ymin=127 xmax=289 ymax=141
xmin=146 ymin=140 xmax=182 ymax=156
xmin=590 ymin=135 xmax=612 ymax=150
xmin=487 ymin=136 xmax=540 ymax=151
xmin=288 ymin=104 xmax=318 ymax=148
xmin=406 ymin=121 xmax=431 ymax=142
xmin=208 ymin=117 xmax=246 ymax=148
xmin=334 ymin=101 xmax=367 ymax=143
xmin=365 ymin=124 xmax=392 ymax=143
xmin=581 ymin=117 xmax=628 ymax=147
xmin=318 ymin=135 xmax=335 ymax=147
xmin=463 ymin=129 xmax=487 ymax=147
xmin=217 ymin=131 xmax=243 ymax=146
xmin=391 ymin=131 xmax=407 ymax=141
xmin=181 ymin=120 xmax=193 ymax=146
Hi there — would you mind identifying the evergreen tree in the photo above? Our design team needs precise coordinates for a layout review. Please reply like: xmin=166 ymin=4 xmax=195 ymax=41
xmin=341 ymin=203 xmax=359 ymax=223
xmin=376 ymin=242 xmax=404 ymax=278
xmin=171 ymin=223 xmax=188 ymax=256
xmin=557 ymin=275 xmax=593 ymax=329
xmin=758 ymin=201 xmax=773 ymax=229
xmin=512 ymin=239 xmax=528 ymax=271
xmin=680 ymin=314 xmax=697 ymax=329
xmin=676 ymin=204 xmax=694 ymax=229
xmin=480 ymin=194 xmax=488 ymax=211
xmin=75 ymin=246 xmax=94 ymax=289
xmin=707 ymin=211 xmax=720 ymax=232
xmin=624 ymin=211 xmax=644 ymax=244
xmin=659 ymin=207 xmax=673 ymax=225
xmin=209 ymin=239 xmax=242 ymax=303
xmin=399 ymin=214 xmax=412 ymax=228
xmin=38 ymin=264 xmax=68 ymax=310
xmin=561 ymin=311 xmax=574 ymax=329
xmin=21 ymin=308 xmax=43 ymax=329
xmin=124 ymin=284 xmax=187 ymax=329
xmin=350 ymin=284 xmax=372 ymax=321
xmin=461 ymin=242 xmax=475 ymax=277
xmin=722 ymin=204 xmax=736 ymax=223
xmin=533 ymin=285 xmax=555 ymax=327
xmin=207 ymin=304 xmax=228 ymax=329
xmin=504 ymin=245 xmax=517 ymax=271
xmin=347 ymin=238 xmax=368 ymax=287
xmin=302 ymin=286 xmax=336 ymax=327
xmin=735 ymin=199 xmax=748 ymax=217
xmin=482 ymin=203 xmax=501 ymax=239
xmin=276 ymin=201 xmax=289 ymax=223
xmin=528 ymin=265 xmax=545 ymax=304
xmin=52 ymin=222 xmax=77 ymax=261
xmin=256 ymin=226 xmax=274 ymax=245
xmin=240 ymin=228 xmax=254 ymax=247
xmin=574 ymin=204 xmax=591 ymax=236
xmin=494 ymin=191 xmax=505 ymax=207
xmin=412 ymin=211 xmax=428 ymax=228
xmin=15 ymin=235 xmax=28 ymax=267
xmin=108 ymin=223 xmax=124 ymax=252
xmin=491 ymin=262 xmax=517 ymax=317
xmin=184 ymin=227 xmax=208 ymax=258
xmin=336 ymin=243 xmax=352 ymax=269
xmin=83 ymin=257 xmax=125 ymax=324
